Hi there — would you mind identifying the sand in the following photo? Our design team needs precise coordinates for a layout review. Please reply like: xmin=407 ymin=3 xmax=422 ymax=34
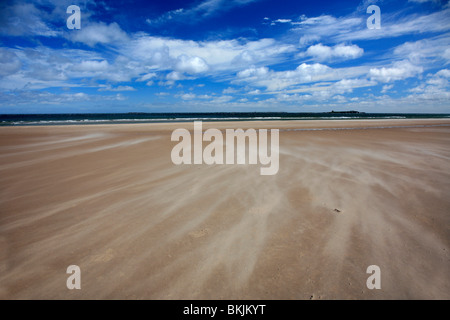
xmin=0 ymin=119 xmax=449 ymax=299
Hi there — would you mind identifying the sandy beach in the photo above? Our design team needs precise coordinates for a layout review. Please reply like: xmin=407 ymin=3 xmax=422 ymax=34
xmin=0 ymin=119 xmax=449 ymax=299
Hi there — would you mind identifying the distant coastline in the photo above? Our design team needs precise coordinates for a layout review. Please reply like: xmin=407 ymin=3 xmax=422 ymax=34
xmin=328 ymin=110 xmax=365 ymax=114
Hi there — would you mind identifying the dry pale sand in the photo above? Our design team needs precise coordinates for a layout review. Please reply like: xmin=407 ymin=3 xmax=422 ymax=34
xmin=0 ymin=119 xmax=449 ymax=300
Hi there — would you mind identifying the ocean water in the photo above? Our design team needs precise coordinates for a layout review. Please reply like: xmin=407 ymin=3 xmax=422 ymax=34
xmin=1 ymin=112 xmax=449 ymax=126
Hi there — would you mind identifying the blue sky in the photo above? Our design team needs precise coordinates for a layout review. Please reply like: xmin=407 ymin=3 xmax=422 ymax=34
xmin=0 ymin=0 xmax=449 ymax=113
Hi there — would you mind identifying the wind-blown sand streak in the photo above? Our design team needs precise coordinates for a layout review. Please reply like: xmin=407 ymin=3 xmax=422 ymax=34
xmin=0 ymin=119 xmax=449 ymax=299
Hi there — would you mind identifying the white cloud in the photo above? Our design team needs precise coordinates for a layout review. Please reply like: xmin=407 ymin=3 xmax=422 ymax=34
xmin=306 ymin=43 xmax=363 ymax=61
xmin=176 ymin=92 xmax=213 ymax=100
xmin=0 ymin=3 xmax=60 ymax=37
xmin=148 ymin=0 xmax=261 ymax=24
xmin=275 ymin=78 xmax=377 ymax=100
xmin=78 ymin=60 xmax=109 ymax=72
xmin=333 ymin=44 xmax=364 ymax=59
xmin=236 ymin=63 xmax=333 ymax=91
xmin=409 ymin=69 xmax=449 ymax=99
xmin=392 ymin=35 xmax=450 ymax=66
xmin=0 ymin=48 xmax=22 ymax=76
xmin=126 ymin=35 xmax=295 ymax=75
xmin=175 ymin=55 xmax=209 ymax=74
xmin=407 ymin=74 xmax=450 ymax=101
xmin=0 ymin=46 xmax=83 ymax=88
xmin=443 ymin=48 xmax=450 ymax=62
xmin=408 ymin=0 xmax=439 ymax=3
xmin=211 ymin=95 xmax=233 ymax=103
xmin=275 ymin=93 xmax=312 ymax=102
xmin=306 ymin=44 xmax=333 ymax=60
xmin=137 ymin=73 xmax=157 ymax=81
xmin=223 ymin=87 xmax=238 ymax=94
xmin=369 ymin=60 xmax=423 ymax=82
xmin=166 ymin=71 xmax=186 ymax=82
xmin=0 ymin=90 xmax=126 ymax=106
xmin=98 ymin=85 xmax=136 ymax=92
xmin=293 ymin=8 xmax=450 ymax=44
xmin=299 ymin=34 xmax=321 ymax=47
xmin=338 ymin=8 xmax=450 ymax=42
xmin=332 ymin=78 xmax=375 ymax=94
xmin=179 ymin=93 xmax=196 ymax=100
xmin=274 ymin=19 xmax=292 ymax=23
xmin=381 ymin=84 xmax=394 ymax=93
xmin=436 ymin=69 xmax=450 ymax=78
xmin=0 ymin=45 xmax=149 ymax=90
xmin=1 ymin=1 xmax=448 ymax=112
xmin=248 ymin=89 xmax=261 ymax=95
xmin=293 ymin=15 xmax=362 ymax=44
xmin=69 ymin=56 xmax=145 ymax=82
xmin=70 ymin=22 xmax=129 ymax=47
xmin=237 ymin=66 xmax=269 ymax=78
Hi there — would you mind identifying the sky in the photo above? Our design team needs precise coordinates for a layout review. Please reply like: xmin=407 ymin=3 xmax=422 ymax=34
xmin=0 ymin=0 xmax=449 ymax=114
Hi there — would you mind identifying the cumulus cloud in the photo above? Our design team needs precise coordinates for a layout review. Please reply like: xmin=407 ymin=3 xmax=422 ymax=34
xmin=78 ymin=60 xmax=109 ymax=72
xmin=125 ymin=35 xmax=295 ymax=76
xmin=211 ymin=95 xmax=233 ymax=103
xmin=70 ymin=22 xmax=129 ymax=47
xmin=166 ymin=71 xmax=184 ymax=81
xmin=407 ymin=69 xmax=450 ymax=101
xmin=274 ymin=77 xmax=377 ymax=101
xmin=369 ymin=61 xmax=423 ymax=83
xmin=331 ymin=78 xmax=375 ymax=94
xmin=98 ymin=85 xmax=136 ymax=92
xmin=65 ymin=54 xmax=146 ymax=83
xmin=237 ymin=66 xmax=269 ymax=79
xmin=236 ymin=63 xmax=333 ymax=91
xmin=179 ymin=93 xmax=196 ymax=100
xmin=175 ymin=55 xmax=209 ymax=74
xmin=306 ymin=43 xmax=364 ymax=61
xmin=223 ymin=87 xmax=238 ymax=94
xmin=435 ymin=69 xmax=450 ymax=78
xmin=412 ymin=69 xmax=450 ymax=91
xmin=332 ymin=44 xmax=364 ymax=59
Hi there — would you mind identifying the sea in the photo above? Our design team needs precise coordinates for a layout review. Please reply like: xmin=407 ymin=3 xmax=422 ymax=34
xmin=1 ymin=112 xmax=450 ymax=126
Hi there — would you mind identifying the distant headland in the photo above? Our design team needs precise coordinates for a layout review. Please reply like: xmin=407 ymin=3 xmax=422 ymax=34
xmin=328 ymin=110 xmax=365 ymax=114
